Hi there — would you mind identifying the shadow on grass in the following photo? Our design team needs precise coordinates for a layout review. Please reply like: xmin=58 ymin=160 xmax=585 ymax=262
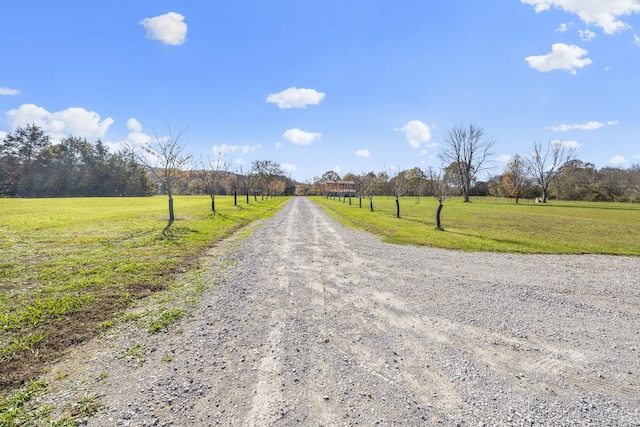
xmin=162 ymin=220 xmax=174 ymax=239
xmin=443 ymin=229 xmax=546 ymax=253
xmin=161 ymin=220 xmax=198 ymax=241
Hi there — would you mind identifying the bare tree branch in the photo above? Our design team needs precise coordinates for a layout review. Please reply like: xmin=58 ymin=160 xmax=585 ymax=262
xmin=441 ymin=123 xmax=495 ymax=202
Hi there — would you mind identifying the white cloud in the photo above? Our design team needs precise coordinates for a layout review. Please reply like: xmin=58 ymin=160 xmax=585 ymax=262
xmin=6 ymin=104 xmax=114 ymax=142
xmin=609 ymin=155 xmax=626 ymax=164
xmin=496 ymin=154 xmax=512 ymax=163
xmin=556 ymin=23 xmax=570 ymax=32
xmin=55 ymin=108 xmax=114 ymax=137
xmin=334 ymin=166 xmax=342 ymax=174
xmin=140 ymin=12 xmax=187 ymax=46
xmin=522 ymin=0 xmax=640 ymax=34
xmin=356 ymin=149 xmax=371 ymax=158
xmin=525 ymin=43 xmax=592 ymax=74
xmin=548 ymin=120 xmax=619 ymax=131
xmin=212 ymin=144 xmax=259 ymax=156
xmin=266 ymin=87 xmax=325 ymax=109
xmin=579 ymin=29 xmax=597 ymax=41
xmin=282 ymin=128 xmax=321 ymax=145
xmin=243 ymin=145 xmax=259 ymax=155
xmin=634 ymin=34 xmax=640 ymax=46
xmin=554 ymin=139 xmax=581 ymax=149
xmin=0 ymin=131 xmax=7 ymax=141
xmin=127 ymin=118 xmax=143 ymax=133
xmin=0 ymin=87 xmax=20 ymax=96
xmin=281 ymin=163 xmax=297 ymax=173
xmin=123 ymin=117 xmax=151 ymax=148
xmin=395 ymin=120 xmax=432 ymax=149
xmin=275 ymin=141 xmax=282 ymax=149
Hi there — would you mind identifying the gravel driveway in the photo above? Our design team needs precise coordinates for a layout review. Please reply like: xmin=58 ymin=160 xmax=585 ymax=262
xmin=49 ymin=197 xmax=640 ymax=425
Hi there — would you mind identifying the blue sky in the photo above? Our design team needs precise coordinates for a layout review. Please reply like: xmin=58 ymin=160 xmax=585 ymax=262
xmin=1 ymin=1 xmax=639 ymax=182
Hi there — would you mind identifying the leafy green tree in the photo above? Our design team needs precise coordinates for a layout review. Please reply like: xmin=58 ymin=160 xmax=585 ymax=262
xmin=0 ymin=124 xmax=50 ymax=196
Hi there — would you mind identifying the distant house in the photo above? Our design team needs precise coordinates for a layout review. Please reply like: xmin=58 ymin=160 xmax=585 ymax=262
xmin=323 ymin=180 xmax=356 ymax=197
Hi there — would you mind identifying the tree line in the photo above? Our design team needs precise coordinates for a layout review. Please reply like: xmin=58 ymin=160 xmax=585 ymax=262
xmin=302 ymin=124 xmax=640 ymax=205
xmin=0 ymin=124 xmax=154 ymax=197
xmin=0 ymin=125 xmax=296 ymax=204
xmin=4 ymin=122 xmax=638 ymax=210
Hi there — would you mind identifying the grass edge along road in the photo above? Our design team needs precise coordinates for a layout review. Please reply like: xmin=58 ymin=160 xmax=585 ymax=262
xmin=0 ymin=195 xmax=289 ymax=398
xmin=311 ymin=196 xmax=640 ymax=256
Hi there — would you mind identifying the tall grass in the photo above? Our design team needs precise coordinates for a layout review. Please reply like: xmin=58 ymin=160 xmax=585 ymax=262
xmin=0 ymin=195 xmax=288 ymax=392
xmin=312 ymin=195 xmax=640 ymax=256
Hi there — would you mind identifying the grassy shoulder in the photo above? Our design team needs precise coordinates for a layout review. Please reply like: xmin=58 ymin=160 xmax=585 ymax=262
xmin=0 ymin=195 xmax=289 ymax=394
xmin=311 ymin=195 xmax=640 ymax=256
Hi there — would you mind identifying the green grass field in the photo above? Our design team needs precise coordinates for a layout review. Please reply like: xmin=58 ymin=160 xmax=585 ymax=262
xmin=312 ymin=195 xmax=640 ymax=256
xmin=0 ymin=195 xmax=288 ymax=393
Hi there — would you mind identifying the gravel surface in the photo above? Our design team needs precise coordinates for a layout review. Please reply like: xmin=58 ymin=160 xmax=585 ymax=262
xmin=45 ymin=197 xmax=640 ymax=425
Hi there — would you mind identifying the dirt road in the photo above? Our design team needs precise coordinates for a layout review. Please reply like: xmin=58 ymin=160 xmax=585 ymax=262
xmin=51 ymin=197 xmax=640 ymax=425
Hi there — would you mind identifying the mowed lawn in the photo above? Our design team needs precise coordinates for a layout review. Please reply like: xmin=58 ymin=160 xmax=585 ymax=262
xmin=312 ymin=196 xmax=640 ymax=256
xmin=0 ymin=195 xmax=288 ymax=392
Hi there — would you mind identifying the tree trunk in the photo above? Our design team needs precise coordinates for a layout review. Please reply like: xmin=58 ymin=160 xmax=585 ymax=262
xmin=246 ymin=192 xmax=249 ymax=203
xmin=463 ymin=175 xmax=471 ymax=202
xmin=369 ymin=198 xmax=374 ymax=212
xmin=515 ymin=196 xmax=519 ymax=204
xmin=234 ymin=191 xmax=237 ymax=206
xmin=168 ymin=196 xmax=175 ymax=221
xmin=395 ymin=196 xmax=400 ymax=218
xmin=359 ymin=197 xmax=362 ymax=208
xmin=436 ymin=202 xmax=443 ymax=230
xmin=211 ymin=195 xmax=215 ymax=212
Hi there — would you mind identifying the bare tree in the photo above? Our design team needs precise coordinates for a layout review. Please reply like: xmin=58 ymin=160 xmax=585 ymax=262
xmin=196 ymin=153 xmax=228 ymax=212
xmin=128 ymin=126 xmax=191 ymax=221
xmin=526 ymin=140 xmax=576 ymax=203
xmin=501 ymin=154 xmax=529 ymax=203
xmin=360 ymin=171 xmax=377 ymax=212
xmin=428 ymin=167 xmax=460 ymax=231
xmin=441 ymin=123 xmax=495 ymax=202
xmin=351 ymin=173 xmax=367 ymax=208
xmin=390 ymin=168 xmax=409 ymax=218
xmin=250 ymin=160 xmax=285 ymax=199
xmin=229 ymin=165 xmax=251 ymax=204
